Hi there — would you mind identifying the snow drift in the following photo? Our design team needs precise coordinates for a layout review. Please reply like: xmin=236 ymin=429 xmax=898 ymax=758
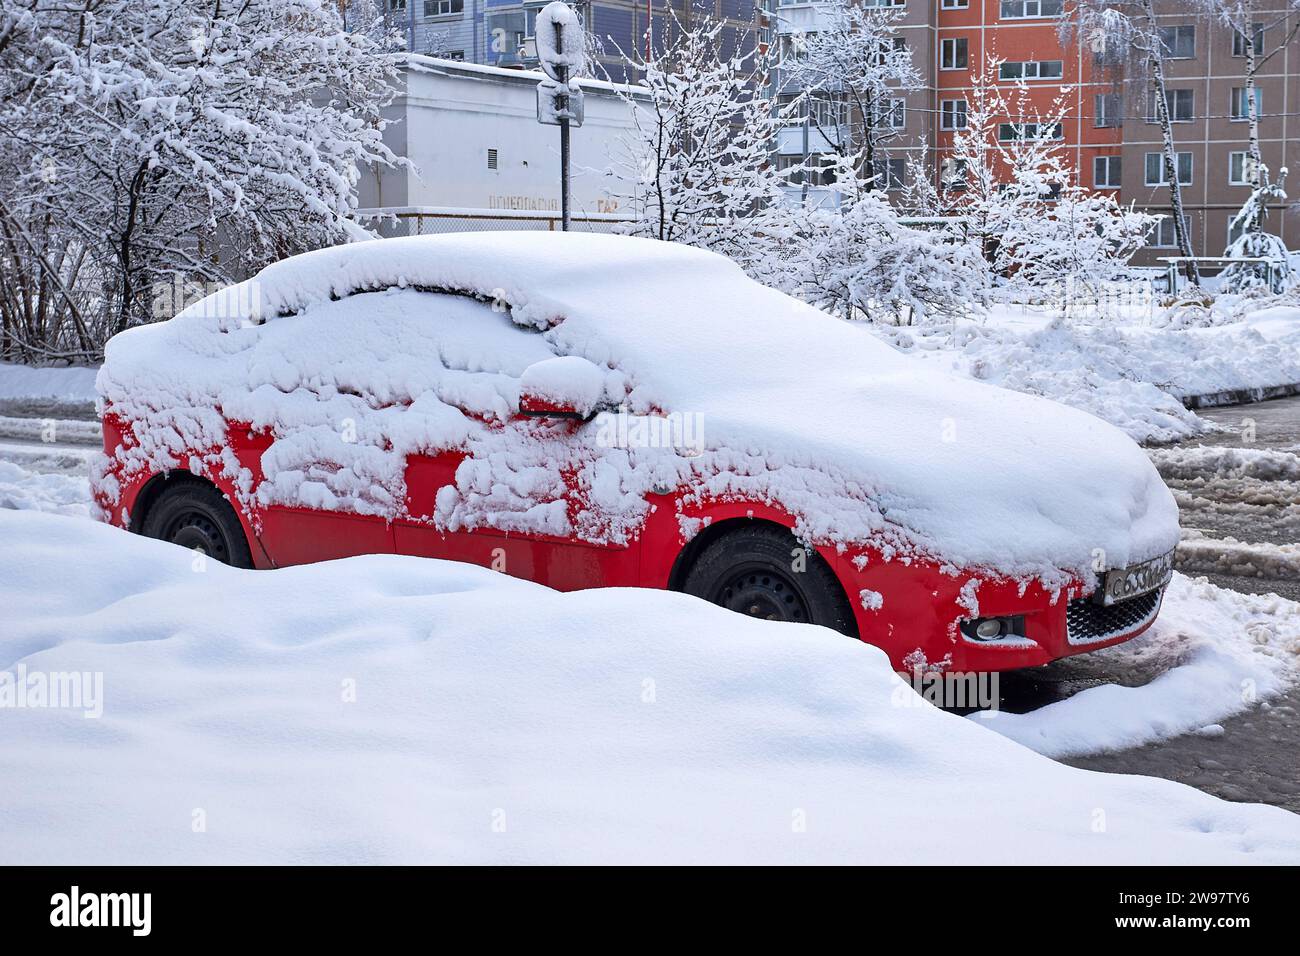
xmin=1 ymin=509 xmax=1296 ymax=864
xmin=95 ymin=232 xmax=1178 ymax=585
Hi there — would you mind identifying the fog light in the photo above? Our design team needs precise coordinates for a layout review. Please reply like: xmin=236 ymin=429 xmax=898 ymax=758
xmin=974 ymin=619 xmax=1004 ymax=640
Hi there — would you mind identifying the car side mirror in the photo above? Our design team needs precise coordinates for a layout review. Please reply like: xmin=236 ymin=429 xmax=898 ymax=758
xmin=517 ymin=356 xmax=606 ymax=420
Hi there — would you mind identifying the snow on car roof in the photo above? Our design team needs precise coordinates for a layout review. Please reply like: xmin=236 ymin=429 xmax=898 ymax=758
xmin=96 ymin=232 xmax=1178 ymax=585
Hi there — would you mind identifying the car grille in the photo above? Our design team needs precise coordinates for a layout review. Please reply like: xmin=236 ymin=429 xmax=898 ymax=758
xmin=1066 ymin=588 xmax=1163 ymax=646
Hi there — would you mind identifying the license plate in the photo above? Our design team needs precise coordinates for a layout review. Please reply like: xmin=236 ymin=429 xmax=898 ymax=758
xmin=1099 ymin=551 xmax=1174 ymax=605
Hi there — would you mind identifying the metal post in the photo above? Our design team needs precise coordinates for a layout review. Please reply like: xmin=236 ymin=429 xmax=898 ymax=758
xmin=556 ymin=21 xmax=570 ymax=232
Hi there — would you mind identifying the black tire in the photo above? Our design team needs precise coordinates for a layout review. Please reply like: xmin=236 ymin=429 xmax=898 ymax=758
xmin=140 ymin=480 xmax=254 ymax=569
xmin=681 ymin=524 xmax=858 ymax=637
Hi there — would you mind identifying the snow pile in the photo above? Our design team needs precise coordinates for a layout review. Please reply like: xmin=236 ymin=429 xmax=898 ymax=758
xmin=977 ymin=573 xmax=1300 ymax=758
xmin=95 ymin=232 xmax=1177 ymax=586
xmin=2 ymin=510 xmax=1297 ymax=865
xmin=873 ymin=307 xmax=1300 ymax=444
xmin=1175 ymin=531 xmax=1300 ymax=580
xmin=1149 ymin=445 xmax=1300 ymax=483
xmin=0 ymin=362 xmax=99 ymax=405
xmin=0 ymin=460 xmax=90 ymax=517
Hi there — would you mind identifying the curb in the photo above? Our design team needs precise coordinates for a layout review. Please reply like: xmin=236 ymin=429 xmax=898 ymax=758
xmin=1181 ymin=382 xmax=1300 ymax=410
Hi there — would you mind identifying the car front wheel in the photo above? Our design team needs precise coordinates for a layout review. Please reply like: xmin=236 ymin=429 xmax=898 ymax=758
xmin=681 ymin=525 xmax=858 ymax=638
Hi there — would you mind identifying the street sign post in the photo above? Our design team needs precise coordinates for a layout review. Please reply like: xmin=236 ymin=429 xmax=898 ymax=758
xmin=535 ymin=2 xmax=584 ymax=232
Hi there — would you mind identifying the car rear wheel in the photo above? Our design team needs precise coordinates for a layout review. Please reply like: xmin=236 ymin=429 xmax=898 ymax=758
xmin=140 ymin=481 xmax=253 ymax=569
xmin=681 ymin=524 xmax=858 ymax=637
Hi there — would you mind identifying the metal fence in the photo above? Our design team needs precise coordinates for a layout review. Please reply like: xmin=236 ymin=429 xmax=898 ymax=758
xmin=355 ymin=207 xmax=635 ymax=237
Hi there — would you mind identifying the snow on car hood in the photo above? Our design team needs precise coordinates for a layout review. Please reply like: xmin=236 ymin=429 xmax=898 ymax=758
xmin=96 ymin=232 xmax=1179 ymax=585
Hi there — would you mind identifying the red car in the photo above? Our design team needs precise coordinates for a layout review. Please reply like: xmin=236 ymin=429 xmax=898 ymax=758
xmin=92 ymin=233 xmax=1179 ymax=673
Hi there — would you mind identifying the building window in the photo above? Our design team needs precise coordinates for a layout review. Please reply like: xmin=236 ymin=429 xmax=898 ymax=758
xmin=874 ymin=158 xmax=906 ymax=190
xmin=1232 ymin=24 xmax=1264 ymax=57
xmin=1094 ymin=155 xmax=1121 ymax=189
xmin=875 ymin=98 xmax=905 ymax=130
xmin=1150 ymin=216 xmax=1186 ymax=248
xmin=1149 ymin=88 xmax=1193 ymax=122
xmin=777 ymin=93 xmax=804 ymax=127
xmin=1000 ymin=60 xmax=1064 ymax=81
xmin=1000 ymin=0 xmax=1063 ymax=17
xmin=390 ymin=0 xmax=406 ymax=10
xmin=941 ymin=37 xmax=968 ymax=70
xmin=1229 ymin=151 xmax=1258 ymax=185
xmin=1158 ymin=25 xmax=1196 ymax=59
xmin=1094 ymin=93 xmax=1122 ymax=128
xmin=1145 ymin=151 xmax=1193 ymax=186
xmin=423 ymin=0 xmax=463 ymax=16
xmin=778 ymin=154 xmax=837 ymax=187
xmin=487 ymin=148 xmax=498 ymax=171
xmin=942 ymin=0 xmax=969 ymax=7
xmin=1231 ymin=87 xmax=1263 ymax=120
xmin=1228 ymin=218 xmax=1247 ymax=245
xmin=941 ymin=157 xmax=968 ymax=190
xmin=809 ymin=95 xmax=848 ymax=129
xmin=940 ymin=99 xmax=968 ymax=130
xmin=873 ymin=36 xmax=907 ymax=66
xmin=998 ymin=121 xmax=1062 ymax=141
xmin=780 ymin=32 xmax=816 ymax=63
xmin=861 ymin=0 xmax=905 ymax=6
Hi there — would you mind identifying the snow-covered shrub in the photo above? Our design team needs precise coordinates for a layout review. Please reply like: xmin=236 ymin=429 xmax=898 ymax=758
xmin=1220 ymin=164 xmax=1290 ymax=295
xmin=941 ymin=65 xmax=1154 ymax=305
xmin=0 ymin=0 xmax=402 ymax=360
xmin=762 ymin=155 xmax=989 ymax=325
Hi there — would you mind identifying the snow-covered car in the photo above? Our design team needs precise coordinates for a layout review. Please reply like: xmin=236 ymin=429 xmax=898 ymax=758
xmin=92 ymin=233 xmax=1180 ymax=672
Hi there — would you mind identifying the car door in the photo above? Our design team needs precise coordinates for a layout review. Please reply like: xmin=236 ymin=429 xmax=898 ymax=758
xmin=395 ymin=423 xmax=641 ymax=591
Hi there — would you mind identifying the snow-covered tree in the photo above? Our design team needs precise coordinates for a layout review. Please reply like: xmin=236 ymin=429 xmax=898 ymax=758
xmin=1221 ymin=162 xmax=1289 ymax=292
xmin=941 ymin=64 xmax=1153 ymax=301
xmin=777 ymin=0 xmax=920 ymax=184
xmin=613 ymin=13 xmax=793 ymax=269
xmin=1069 ymin=0 xmax=1200 ymax=285
xmin=0 ymin=0 xmax=401 ymax=360
xmin=764 ymin=154 xmax=990 ymax=325
xmin=938 ymin=66 xmax=1066 ymax=282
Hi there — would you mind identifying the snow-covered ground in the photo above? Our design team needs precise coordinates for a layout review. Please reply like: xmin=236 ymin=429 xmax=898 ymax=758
xmin=868 ymin=303 xmax=1300 ymax=444
xmin=0 ymin=362 xmax=98 ymax=408
xmin=977 ymin=573 xmax=1299 ymax=757
xmin=2 ymin=508 xmax=1298 ymax=865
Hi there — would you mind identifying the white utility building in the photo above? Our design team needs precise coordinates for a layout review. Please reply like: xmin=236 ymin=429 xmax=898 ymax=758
xmin=357 ymin=55 xmax=646 ymax=233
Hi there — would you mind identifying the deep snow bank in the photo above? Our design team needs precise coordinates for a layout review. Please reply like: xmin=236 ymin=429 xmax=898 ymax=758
xmin=95 ymin=232 xmax=1177 ymax=586
xmin=873 ymin=307 xmax=1300 ymax=445
xmin=1 ymin=510 xmax=1297 ymax=864
xmin=0 ymin=362 xmax=98 ymax=406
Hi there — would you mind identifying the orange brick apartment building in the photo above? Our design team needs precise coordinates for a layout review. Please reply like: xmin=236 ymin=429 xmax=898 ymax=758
xmin=774 ymin=0 xmax=1300 ymax=265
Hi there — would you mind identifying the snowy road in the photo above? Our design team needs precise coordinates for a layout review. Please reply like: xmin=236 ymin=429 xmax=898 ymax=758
xmin=1154 ymin=394 xmax=1300 ymax=602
